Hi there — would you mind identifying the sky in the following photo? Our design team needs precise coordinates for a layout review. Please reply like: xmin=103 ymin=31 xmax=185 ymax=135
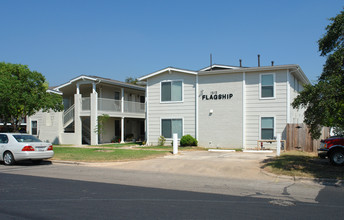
xmin=0 ymin=0 xmax=343 ymax=86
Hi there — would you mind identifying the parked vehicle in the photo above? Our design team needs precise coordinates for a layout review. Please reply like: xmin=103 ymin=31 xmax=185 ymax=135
xmin=0 ymin=133 xmax=54 ymax=165
xmin=318 ymin=136 xmax=344 ymax=166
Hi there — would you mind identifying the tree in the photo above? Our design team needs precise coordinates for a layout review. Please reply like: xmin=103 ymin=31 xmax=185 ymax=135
xmin=94 ymin=114 xmax=110 ymax=143
xmin=125 ymin=77 xmax=138 ymax=85
xmin=0 ymin=62 xmax=63 ymax=132
xmin=292 ymin=9 xmax=344 ymax=139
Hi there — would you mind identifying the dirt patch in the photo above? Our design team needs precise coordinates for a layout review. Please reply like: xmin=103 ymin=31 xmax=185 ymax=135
xmin=260 ymin=151 xmax=344 ymax=180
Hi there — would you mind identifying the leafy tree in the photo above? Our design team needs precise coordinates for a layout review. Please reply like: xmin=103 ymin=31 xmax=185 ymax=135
xmin=292 ymin=9 xmax=344 ymax=139
xmin=94 ymin=114 xmax=110 ymax=142
xmin=125 ymin=77 xmax=138 ymax=85
xmin=0 ymin=62 xmax=63 ymax=132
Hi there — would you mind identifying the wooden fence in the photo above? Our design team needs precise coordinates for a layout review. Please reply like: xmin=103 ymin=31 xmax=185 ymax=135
xmin=286 ymin=123 xmax=330 ymax=152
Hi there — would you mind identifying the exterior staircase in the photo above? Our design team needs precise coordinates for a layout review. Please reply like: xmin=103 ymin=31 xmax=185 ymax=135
xmin=63 ymin=104 xmax=75 ymax=129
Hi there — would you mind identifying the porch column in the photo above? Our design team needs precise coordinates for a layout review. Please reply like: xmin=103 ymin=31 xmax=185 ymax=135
xmin=121 ymin=88 xmax=124 ymax=113
xmin=121 ymin=117 xmax=125 ymax=143
xmin=90 ymin=91 xmax=98 ymax=145
xmin=74 ymin=93 xmax=82 ymax=145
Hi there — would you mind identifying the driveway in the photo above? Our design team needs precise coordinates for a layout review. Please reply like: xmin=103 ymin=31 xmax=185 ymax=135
xmin=74 ymin=151 xmax=277 ymax=180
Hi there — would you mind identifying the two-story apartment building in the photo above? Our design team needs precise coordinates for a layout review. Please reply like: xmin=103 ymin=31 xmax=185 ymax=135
xmin=27 ymin=75 xmax=145 ymax=145
xmin=138 ymin=64 xmax=310 ymax=149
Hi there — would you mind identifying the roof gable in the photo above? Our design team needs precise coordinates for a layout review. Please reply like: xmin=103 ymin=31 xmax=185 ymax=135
xmin=138 ymin=67 xmax=197 ymax=81
xmin=199 ymin=64 xmax=243 ymax=71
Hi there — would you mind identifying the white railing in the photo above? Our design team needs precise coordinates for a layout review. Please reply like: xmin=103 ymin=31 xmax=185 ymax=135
xmin=98 ymin=98 xmax=121 ymax=112
xmin=81 ymin=98 xmax=145 ymax=114
xmin=63 ymin=104 xmax=75 ymax=127
xmin=82 ymin=97 xmax=90 ymax=111
xmin=124 ymin=101 xmax=145 ymax=113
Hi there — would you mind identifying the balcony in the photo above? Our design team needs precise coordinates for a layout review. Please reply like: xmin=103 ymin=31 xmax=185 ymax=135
xmin=81 ymin=97 xmax=145 ymax=115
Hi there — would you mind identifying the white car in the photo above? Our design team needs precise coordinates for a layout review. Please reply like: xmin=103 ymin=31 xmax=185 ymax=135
xmin=0 ymin=133 xmax=54 ymax=165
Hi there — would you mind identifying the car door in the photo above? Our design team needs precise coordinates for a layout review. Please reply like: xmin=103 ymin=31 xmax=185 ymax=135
xmin=0 ymin=134 xmax=9 ymax=160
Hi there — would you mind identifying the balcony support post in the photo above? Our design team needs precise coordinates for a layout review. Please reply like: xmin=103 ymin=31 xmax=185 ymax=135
xmin=121 ymin=117 xmax=125 ymax=143
xmin=90 ymin=92 xmax=98 ymax=145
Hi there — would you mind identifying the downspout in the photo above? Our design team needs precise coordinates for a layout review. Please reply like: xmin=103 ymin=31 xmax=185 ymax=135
xmin=286 ymin=69 xmax=291 ymax=124
xmin=195 ymin=74 xmax=199 ymax=141
xmin=146 ymin=79 xmax=149 ymax=145
xmin=242 ymin=72 xmax=246 ymax=149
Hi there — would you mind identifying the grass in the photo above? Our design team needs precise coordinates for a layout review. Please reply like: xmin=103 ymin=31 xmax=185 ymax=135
xmin=135 ymin=146 xmax=208 ymax=151
xmin=52 ymin=147 xmax=169 ymax=162
xmin=91 ymin=142 xmax=141 ymax=148
xmin=261 ymin=151 xmax=344 ymax=180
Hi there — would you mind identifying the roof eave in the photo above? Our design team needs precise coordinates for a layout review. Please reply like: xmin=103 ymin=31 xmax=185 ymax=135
xmin=138 ymin=67 xmax=197 ymax=81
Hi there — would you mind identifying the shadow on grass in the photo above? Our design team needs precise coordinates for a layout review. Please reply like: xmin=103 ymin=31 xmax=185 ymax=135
xmin=261 ymin=152 xmax=344 ymax=180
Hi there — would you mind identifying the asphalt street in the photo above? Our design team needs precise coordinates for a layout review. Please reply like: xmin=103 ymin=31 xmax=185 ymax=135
xmin=0 ymin=151 xmax=344 ymax=219
xmin=0 ymin=171 xmax=344 ymax=220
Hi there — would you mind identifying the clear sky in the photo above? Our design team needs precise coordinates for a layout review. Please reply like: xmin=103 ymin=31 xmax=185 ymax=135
xmin=1 ymin=0 xmax=343 ymax=86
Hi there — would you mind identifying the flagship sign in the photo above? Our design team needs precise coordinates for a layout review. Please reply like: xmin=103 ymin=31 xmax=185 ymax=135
xmin=201 ymin=91 xmax=233 ymax=101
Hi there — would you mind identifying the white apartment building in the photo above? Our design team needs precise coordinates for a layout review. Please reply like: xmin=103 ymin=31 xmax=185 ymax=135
xmin=138 ymin=64 xmax=310 ymax=149
xmin=27 ymin=75 xmax=145 ymax=145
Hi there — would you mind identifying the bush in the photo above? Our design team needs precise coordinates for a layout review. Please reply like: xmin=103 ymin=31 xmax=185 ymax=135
xmin=180 ymin=135 xmax=198 ymax=147
xmin=158 ymin=136 xmax=166 ymax=146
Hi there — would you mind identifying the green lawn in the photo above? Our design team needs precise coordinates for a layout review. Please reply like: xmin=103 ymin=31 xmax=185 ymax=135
xmin=135 ymin=146 xmax=208 ymax=151
xmin=261 ymin=151 xmax=344 ymax=180
xmin=92 ymin=142 xmax=142 ymax=148
xmin=52 ymin=147 xmax=169 ymax=162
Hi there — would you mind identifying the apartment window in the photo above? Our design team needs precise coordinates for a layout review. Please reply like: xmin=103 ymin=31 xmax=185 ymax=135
xmin=161 ymin=81 xmax=182 ymax=102
xmin=261 ymin=117 xmax=274 ymax=139
xmin=161 ymin=119 xmax=183 ymax=139
xmin=261 ymin=74 xmax=274 ymax=98
xmin=31 ymin=121 xmax=38 ymax=135
xmin=114 ymin=91 xmax=120 ymax=100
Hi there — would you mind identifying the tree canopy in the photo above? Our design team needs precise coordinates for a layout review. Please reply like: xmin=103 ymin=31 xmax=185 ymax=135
xmin=292 ymin=9 xmax=344 ymax=139
xmin=125 ymin=77 xmax=138 ymax=85
xmin=0 ymin=62 xmax=63 ymax=132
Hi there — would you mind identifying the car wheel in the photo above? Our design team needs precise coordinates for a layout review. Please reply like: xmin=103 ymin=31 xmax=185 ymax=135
xmin=330 ymin=150 xmax=344 ymax=166
xmin=3 ymin=152 xmax=15 ymax=165
xmin=32 ymin=160 xmax=42 ymax=165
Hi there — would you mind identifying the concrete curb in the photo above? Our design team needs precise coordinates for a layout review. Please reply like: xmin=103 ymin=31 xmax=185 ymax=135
xmin=51 ymin=160 xmax=82 ymax=165
xmin=208 ymin=149 xmax=236 ymax=152
xmin=243 ymin=150 xmax=273 ymax=153
xmin=260 ymin=168 xmax=344 ymax=187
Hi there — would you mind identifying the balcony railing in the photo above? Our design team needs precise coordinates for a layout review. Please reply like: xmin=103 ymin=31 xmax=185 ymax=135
xmin=82 ymin=97 xmax=90 ymax=111
xmin=81 ymin=98 xmax=144 ymax=114
xmin=124 ymin=100 xmax=145 ymax=113
xmin=98 ymin=98 xmax=121 ymax=112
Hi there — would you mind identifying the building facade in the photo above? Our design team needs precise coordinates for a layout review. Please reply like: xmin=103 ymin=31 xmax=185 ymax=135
xmin=139 ymin=64 xmax=309 ymax=149
xmin=28 ymin=75 xmax=145 ymax=145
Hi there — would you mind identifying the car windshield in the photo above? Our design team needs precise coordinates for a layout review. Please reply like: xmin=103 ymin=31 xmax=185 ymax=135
xmin=13 ymin=135 xmax=42 ymax=143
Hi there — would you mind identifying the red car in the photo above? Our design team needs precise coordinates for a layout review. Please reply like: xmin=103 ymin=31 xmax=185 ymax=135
xmin=318 ymin=136 xmax=344 ymax=166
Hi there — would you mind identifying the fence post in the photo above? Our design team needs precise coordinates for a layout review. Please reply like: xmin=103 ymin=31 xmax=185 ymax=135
xmin=276 ymin=133 xmax=281 ymax=156
xmin=173 ymin=133 xmax=178 ymax=155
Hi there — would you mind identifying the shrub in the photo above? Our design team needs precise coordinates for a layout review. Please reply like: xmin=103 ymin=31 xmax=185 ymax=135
xmin=180 ymin=135 xmax=198 ymax=147
xmin=111 ymin=136 xmax=121 ymax=143
xmin=158 ymin=136 xmax=166 ymax=146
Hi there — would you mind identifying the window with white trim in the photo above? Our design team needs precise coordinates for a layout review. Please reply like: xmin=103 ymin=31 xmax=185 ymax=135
xmin=161 ymin=81 xmax=182 ymax=102
xmin=261 ymin=74 xmax=274 ymax=98
xmin=31 ymin=121 xmax=38 ymax=135
xmin=161 ymin=119 xmax=183 ymax=139
xmin=261 ymin=117 xmax=274 ymax=139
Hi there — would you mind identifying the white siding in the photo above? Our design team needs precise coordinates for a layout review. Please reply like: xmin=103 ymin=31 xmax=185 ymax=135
xmin=147 ymin=71 xmax=196 ymax=145
xmin=198 ymin=73 xmax=243 ymax=148
xmin=28 ymin=110 xmax=63 ymax=144
xmin=289 ymin=73 xmax=305 ymax=124
xmin=245 ymin=70 xmax=288 ymax=148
